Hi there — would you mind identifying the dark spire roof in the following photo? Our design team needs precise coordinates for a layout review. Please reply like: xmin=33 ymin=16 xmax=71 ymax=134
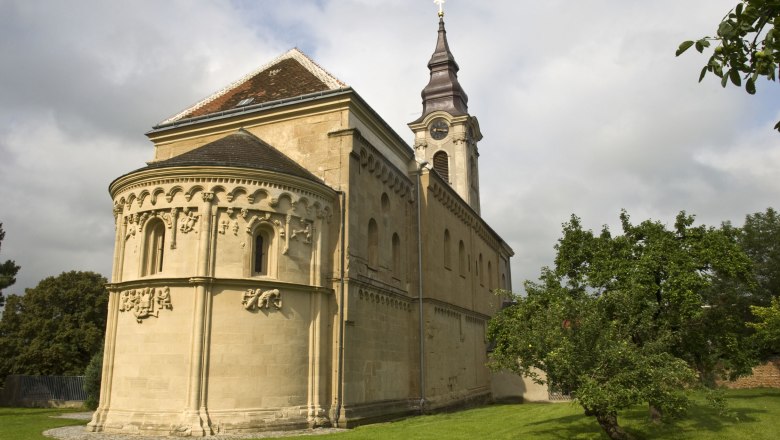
xmin=144 ymin=129 xmax=322 ymax=183
xmin=414 ymin=16 xmax=469 ymax=122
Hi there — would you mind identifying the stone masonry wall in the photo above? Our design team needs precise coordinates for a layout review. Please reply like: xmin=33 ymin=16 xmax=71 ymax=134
xmin=721 ymin=358 xmax=780 ymax=389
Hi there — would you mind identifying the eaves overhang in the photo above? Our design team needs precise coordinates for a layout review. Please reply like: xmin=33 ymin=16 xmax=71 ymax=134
xmin=109 ymin=165 xmax=337 ymax=202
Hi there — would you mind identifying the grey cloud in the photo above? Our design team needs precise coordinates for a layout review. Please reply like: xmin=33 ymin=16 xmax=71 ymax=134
xmin=1 ymin=0 xmax=777 ymax=297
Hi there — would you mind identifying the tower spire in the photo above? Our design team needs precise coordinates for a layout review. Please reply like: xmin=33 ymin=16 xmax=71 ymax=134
xmin=414 ymin=4 xmax=468 ymax=122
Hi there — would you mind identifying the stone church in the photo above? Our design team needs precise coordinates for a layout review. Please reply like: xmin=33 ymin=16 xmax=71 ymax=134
xmin=89 ymin=11 xmax=516 ymax=436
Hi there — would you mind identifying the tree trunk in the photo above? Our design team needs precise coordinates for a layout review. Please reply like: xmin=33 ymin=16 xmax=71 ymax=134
xmin=588 ymin=410 xmax=632 ymax=440
xmin=649 ymin=403 xmax=663 ymax=424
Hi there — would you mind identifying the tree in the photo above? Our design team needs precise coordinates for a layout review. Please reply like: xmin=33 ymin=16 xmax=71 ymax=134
xmin=750 ymin=297 xmax=780 ymax=354
xmin=676 ymin=1 xmax=780 ymax=132
xmin=739 ymin=207 xmax=780 ymax=302
xmin=488 ymin=211 xmax=755 ymax=440
xmin=0 ymin=271 xmax=108 ymax=384
xmin=83 ymin=347 xmax=104 ymax=410
xmin=0 ymin=222 xmax=21 ymax=308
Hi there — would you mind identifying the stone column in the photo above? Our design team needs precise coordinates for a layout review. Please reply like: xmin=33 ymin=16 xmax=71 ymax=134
xmin=307 ymin=290 xmax=329 ymax=427
xmin=86 ymin=287 xmax=121 ymax=432
xmin=181 ymin=192 xmax=214 ymax=436
xmin=110 ymin=205 xmax=124 ymax=282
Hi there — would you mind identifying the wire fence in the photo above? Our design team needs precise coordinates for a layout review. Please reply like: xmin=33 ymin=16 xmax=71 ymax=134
xmin=0 ymin=375 xmax=86 ymax=407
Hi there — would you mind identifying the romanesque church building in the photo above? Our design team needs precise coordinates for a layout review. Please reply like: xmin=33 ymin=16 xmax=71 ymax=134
xmin=89 ymin=11 xmax=515 ymax=436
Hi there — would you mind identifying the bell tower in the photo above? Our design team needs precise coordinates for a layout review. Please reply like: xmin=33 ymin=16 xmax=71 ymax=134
xmin=409 ymin=4 xmax=482 ymax=213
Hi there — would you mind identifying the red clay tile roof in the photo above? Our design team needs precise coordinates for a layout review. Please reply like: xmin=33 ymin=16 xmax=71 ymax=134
xmin=161 ymin=48 xmax=346 ymax=125
xmin=144 ymin=129 xmax=322 ymax=183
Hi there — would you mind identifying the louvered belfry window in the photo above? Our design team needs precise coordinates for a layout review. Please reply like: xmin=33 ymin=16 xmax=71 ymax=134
xmin=433 ymin=151 xmax=449 ymax=182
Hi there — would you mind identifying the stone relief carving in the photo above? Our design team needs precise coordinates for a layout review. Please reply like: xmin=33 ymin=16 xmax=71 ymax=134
xmin=245 ymin=212 xmax=271 ymax=233
xmin=161 ymin=211 xmax=174 ymax=229
xmin=242 ymin=288 xmax=282 ymax=311
xmin=138 ymin=212 xmax=150 ymax=231
xmin=179 ymin=210 xmax=199 ymax=233
xmin=291 ymin=220 xmax=312 ymax=244
xmin=119 ymin=287 xmax=173 ymax=323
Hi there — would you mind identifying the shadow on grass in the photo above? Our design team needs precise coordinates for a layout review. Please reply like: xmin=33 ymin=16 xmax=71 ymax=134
xmin=516 ymin=397 xmax=769 ymax=440
xmin=520 ymin=412 xmax=605 ymax=439
xmin=622 ymin=400 xmax=767 ymax=439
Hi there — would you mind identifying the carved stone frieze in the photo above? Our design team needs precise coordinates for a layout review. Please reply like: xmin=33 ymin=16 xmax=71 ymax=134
xmin=179 ymin=210 xmax=199 ymax=233
xmin=119 ymin=287 xmax=173 ymax=323
xmin=291 ymin=220 xmax=312 ymax=244
xmin=242 ymin=288 xmax=282 ymax=311
xmin=245 ymin=212 xmax=271 ymax=233
xmin=161 ymin=211 xmax=174 ymax=229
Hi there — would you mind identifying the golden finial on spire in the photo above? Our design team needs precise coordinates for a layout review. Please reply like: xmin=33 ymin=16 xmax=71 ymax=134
xmin=434 ymin=0 xmax=445 ymax=17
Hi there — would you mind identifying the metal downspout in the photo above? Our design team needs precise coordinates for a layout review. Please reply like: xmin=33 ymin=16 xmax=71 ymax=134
xmin=334 ymin=190 xmax=346 ymax=426
xmin=416 ymin=161 xmax=428 ymax=413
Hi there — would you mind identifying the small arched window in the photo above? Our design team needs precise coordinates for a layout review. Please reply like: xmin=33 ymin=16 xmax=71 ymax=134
xmin=470 ymin=156 xmax=478 ymax=189
xmin=381 ymin=193 xmax=390 ymax=216
xmin=392 ymin=233 xmax=401 ymax=276
xmin=433 ymin=151 xmax=449 ymax=182
xmin=253 ymin=227 xmax=273 ymax=276
xmin=142 ymin=219 xmax=165 ymax=276
xmin=368 ymin=218 xmax=379 ymax=268
xmin=488 ymin=261 xmax=493 ymax=290
xmin=458 ymin=240 xmax=466 ymax=277
xmin=479 ymin=254 xmax=484 ymax=286
xmin=443 ymin=229 xmax=451 ymax=269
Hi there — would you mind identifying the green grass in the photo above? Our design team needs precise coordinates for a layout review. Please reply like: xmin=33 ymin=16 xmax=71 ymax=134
xmin=0 ymin=407 xmax=87 ymax=440
xmin=4 ymin=389 xmax=778 ymax=439
xmin=280 ymin=388 xmax=780 ymax=440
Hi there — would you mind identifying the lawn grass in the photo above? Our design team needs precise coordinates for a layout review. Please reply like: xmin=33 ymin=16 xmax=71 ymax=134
xmin=280 ymin=388 xmax=780 ymax=440
xmin=3 ymin=389 xmax=778 ymax=439
xmin=0 ymin=407 xmax=87 ymax=440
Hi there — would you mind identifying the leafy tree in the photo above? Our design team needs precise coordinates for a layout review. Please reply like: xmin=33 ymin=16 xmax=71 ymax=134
xmin=750 ymin=297 xmax=780 ymax=355
xmin=488 ymin=211 xmax=755 ymax=440
xmin=83 ymin=348 xmax=104 ymax=410
xmin=676 ymin=1 xmax=780 ymax=132
xmin=0 ymin=222 xmax=21 ymax=308
xmin=739 ymin=207 xmax=780 ymax=302
xmin=0 ymin=271 xmax=108 ymax=385
xmin=715 ymin=208 xmax=780 ymax=359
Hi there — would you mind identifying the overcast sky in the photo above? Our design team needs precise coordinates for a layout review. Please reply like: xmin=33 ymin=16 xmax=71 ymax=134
xmin=1 ymin=0 xmax=778 ymax=296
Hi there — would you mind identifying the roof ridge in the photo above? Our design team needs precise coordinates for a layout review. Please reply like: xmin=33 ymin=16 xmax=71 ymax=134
xmin=159 ymin=48 xmax=347 ymax=125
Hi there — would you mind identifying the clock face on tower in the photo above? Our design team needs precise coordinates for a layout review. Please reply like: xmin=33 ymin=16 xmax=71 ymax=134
xmin=429 ymin=118 xmax=449 ymax=140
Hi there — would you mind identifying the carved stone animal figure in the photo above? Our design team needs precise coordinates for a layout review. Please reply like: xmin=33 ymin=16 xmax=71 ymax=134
xmin=258 ymin=289 xmax=281 ymax=309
